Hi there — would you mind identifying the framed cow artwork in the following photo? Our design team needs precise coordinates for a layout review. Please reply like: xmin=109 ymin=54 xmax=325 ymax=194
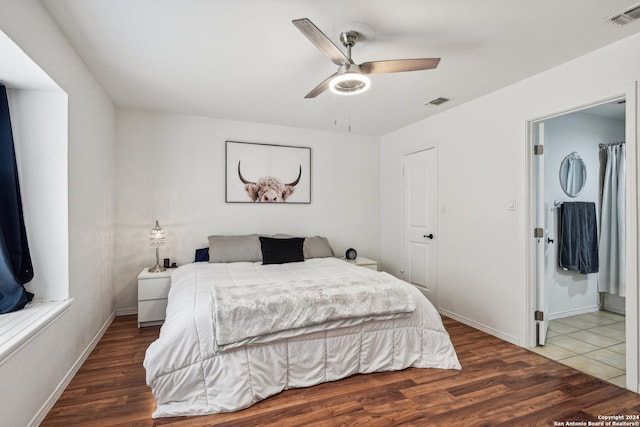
xmin=225 ymin=141 xmax=311 ymax=203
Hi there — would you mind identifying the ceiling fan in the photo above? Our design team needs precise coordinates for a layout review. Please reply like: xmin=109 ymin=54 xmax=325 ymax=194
xmin=292 ymin=18 xmax=440 ymax=98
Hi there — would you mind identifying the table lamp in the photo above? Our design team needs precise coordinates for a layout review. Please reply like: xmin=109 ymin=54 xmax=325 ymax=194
xmin=148 ymin=220 xmax=166 ymax=272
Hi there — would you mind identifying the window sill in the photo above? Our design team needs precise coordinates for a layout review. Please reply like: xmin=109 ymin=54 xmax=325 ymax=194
xmin=0 ymin=299 xmax=73 ymax=365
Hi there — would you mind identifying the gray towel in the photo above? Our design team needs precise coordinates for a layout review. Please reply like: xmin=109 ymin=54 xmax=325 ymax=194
xmin=559 ymin=202 xmax=599 ymax=274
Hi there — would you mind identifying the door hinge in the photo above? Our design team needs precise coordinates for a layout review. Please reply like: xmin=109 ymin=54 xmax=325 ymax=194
xmin=534 ymin=311 xmax=544 ymax=321
xmin=534 ymin=145 xmax=544 ymax=155
xmin=534 ymin=228 xmax=544 ymax=238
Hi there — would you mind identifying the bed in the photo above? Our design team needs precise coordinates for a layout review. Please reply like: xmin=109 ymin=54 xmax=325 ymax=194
xmin=144 ymin=235 xmax=461 ymax=418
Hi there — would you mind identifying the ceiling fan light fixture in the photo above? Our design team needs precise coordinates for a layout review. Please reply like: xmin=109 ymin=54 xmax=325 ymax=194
xmin=293 ymin=18 xmax=440 ymax=99
xmin=330 ymin=72 xmax=371 ymax=96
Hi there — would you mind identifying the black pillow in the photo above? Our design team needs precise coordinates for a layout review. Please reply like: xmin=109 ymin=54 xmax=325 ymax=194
xmin=259 ymin=237 xmax=305 ymax=265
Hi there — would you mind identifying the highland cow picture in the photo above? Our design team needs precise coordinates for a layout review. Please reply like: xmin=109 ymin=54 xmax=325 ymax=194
xmin=225 ymin=141 xmax=311 ymax=203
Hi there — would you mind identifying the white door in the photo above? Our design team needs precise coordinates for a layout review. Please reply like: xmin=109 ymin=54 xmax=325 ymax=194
xmin=402 ymin=149 xmax=438 ymax=305
xmin=534 ymin=122 xmax=549 ymax=345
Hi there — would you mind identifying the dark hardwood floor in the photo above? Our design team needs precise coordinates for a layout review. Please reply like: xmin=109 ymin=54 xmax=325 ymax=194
xmin=41 ymin=315 xmax=640 ymax=426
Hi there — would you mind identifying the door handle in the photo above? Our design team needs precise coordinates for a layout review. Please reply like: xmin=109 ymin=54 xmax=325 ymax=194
xmin=423 ymin=234 xmax=434 ymax=240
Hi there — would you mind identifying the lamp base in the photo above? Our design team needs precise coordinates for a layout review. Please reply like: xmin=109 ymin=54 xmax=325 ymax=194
xmin=148 ymin=264 xmax=166 ymax=273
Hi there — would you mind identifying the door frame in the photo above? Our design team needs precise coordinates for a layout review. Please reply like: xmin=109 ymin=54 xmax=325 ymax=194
xmin=532 ymin=121 xmax=549 ymax=346
xmin=525 ymin=82 xmax=638 ymax=393
xmin=400 ymin=144 xmax=438 ymax=303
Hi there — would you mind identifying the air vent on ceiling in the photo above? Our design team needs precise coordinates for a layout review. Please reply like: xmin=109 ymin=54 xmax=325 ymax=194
xmin=424 ymin=97 xmax=450 ymax=106
xmin=606 ymin=2 xmax=640 ymax=25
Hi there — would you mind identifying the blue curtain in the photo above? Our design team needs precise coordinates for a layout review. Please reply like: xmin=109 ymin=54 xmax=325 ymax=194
xmin=0 ymin=85 xmax=34 ymax=313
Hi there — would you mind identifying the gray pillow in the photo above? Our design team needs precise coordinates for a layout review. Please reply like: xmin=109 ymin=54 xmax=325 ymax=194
xmin=208 ymin=234 xmax=262 ymax=263
xmin=303 ymin=236 xmax=334 ymax=259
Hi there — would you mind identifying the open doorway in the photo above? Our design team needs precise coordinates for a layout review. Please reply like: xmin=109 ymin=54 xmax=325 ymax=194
xmin=527 ymin=92 xmax=638 ymax=393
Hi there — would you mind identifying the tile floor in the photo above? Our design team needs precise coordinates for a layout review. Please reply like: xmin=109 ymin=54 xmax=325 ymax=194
xmin=530 ymin=310 xmax=626 ymax=387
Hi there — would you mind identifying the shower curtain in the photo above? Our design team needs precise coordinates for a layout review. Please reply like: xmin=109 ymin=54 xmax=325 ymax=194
xmin=598 ymin=143 xmax=625 ymax=297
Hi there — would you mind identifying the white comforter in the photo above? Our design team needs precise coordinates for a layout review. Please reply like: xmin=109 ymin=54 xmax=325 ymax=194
xmin=144 ymin=258 xmax=461 ymax=418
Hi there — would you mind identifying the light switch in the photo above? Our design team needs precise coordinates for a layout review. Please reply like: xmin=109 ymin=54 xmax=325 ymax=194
xmin=508 ymin=199 xmax=517 ymax=210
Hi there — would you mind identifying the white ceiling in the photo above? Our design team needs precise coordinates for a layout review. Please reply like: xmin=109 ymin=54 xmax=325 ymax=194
xmin=41 ymin=0 xmax=640 ymax=136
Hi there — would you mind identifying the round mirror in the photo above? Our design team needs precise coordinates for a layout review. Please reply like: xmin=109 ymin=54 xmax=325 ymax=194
xmin=559 ymin=152 xmax=586 ymax=197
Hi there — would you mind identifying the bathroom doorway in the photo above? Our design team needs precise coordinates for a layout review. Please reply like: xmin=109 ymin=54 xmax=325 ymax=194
xmin=528 ymin=93 xmax=638 ymax=393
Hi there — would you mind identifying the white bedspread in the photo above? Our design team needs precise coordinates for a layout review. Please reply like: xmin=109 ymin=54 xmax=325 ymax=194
xmin=144 ymin=258 xmax=461 ymax=418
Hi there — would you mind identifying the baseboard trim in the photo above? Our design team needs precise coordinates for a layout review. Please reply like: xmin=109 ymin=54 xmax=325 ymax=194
xmin=116 ymin=307 xmax=137 ymax=316
xmin=605 ymin=306 xmax=626 ymax=315
xmin=548 ymin=305 xmax=599 ymax=320
xmin=28 ymin=311 xmax=116 ymax=427
xmin=439 ymin=308 xmax=520 ymax=346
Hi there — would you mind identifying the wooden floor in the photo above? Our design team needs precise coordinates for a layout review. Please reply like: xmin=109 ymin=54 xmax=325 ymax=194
xmin=42 ymin=315 xmax=640 ymax=426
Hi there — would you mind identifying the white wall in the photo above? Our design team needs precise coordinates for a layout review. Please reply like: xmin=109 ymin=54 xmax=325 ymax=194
xmin=0 ymin=1 xmax=116 ymax=426
xmin=380 ymin=32 xmax=640 ymax=346
xmin=9 ymin=89 xmax=69 ymax=301
xmin=544 ymin=110 xmax=625 ymax=318
xmin=114 ymin=109 xmax=380 ymax=312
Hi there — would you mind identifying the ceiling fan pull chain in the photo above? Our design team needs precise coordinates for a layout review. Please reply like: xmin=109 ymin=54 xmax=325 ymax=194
xmin=347 ymin=96 xmax=352 ymax=133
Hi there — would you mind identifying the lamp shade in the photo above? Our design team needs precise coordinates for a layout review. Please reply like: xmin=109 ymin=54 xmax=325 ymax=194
xmin=149 ymin=220 xmax=166 ymax=247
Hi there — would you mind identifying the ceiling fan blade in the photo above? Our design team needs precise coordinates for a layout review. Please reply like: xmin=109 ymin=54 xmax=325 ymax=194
xmin=292 ymin=18 xmax=351 ymax=66
xmin=304 ymin=73 xmax=337 ymax=98
xmin=360 ymin=58 xmax=441 ymax=74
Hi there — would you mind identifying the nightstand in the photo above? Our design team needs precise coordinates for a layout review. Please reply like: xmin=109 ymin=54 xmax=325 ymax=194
xmin=346 ymin=256 xmax=378 ymax=271
xmin=138 ymin=268 xmax=172 ymax=328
